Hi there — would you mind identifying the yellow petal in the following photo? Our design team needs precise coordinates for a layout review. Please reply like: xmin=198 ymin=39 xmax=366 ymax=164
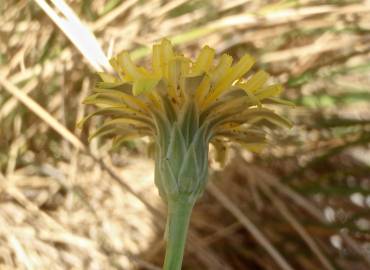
xmin=132 ymin=78 xmax=159 ymax=96
xmin=88 ymin=118 xmax=149 ymax=141
xmin=236 ymin=82 xmax=262 ymax=108
xmin=203 ymin=54 xmax=255 ymax=108
xmin=160 ymin=39 xmax=174 ymax=80
xmin=211 ymin=54 xmax=233 ymax=84
xmin=118 ymin=51 xmax=144 ymax=80
xmin=168 ymin=58 xmax=181 ymax=99
xmin=192 ymin=45 xmax=215 ymax=75
xmin=93 ymin=89 xmax=150 ymax=112
xmin=243 ymin=70 xmax=269 ymax=93
xmin=195 ymin=75 xmax=211 ymax=106
xmin=229 ymin=54 xmax=255 ymax=80
xmin=215 ymin=122 xmax=242 ymax=133
xmin=179 ymin=56 xmax=191 ymax=96
xmin=219 ymin=108 xmax=292 ymax=129
xmin=247 ymin=111 xmax=292 ymax=129
xmin=264 ymin=97 xmax=295 ymax=107
xmin=256 ymin=84 xmax=283 ymax=100
xmin=208 ymin=96 xmax=246 ymax=117
xmin=77 ymin=106 xmax=142 ymax=129
xmin=97 ymin=72 xmax=118 ymax=83
xmin=109 ymin=57 xmax=125 ymax=79
xmin=146 ymin=90 xmax=163 ymax=111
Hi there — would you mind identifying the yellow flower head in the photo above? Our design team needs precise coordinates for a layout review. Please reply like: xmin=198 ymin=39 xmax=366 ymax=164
xmin=80 ymin=39 xmax=291 ymax=146
xmin=79 ymin=39 xmax=292 ymax=201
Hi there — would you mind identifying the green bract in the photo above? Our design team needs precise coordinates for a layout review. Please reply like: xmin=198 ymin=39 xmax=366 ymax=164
xmin=154 ymin=101 xmax=209 ymax=203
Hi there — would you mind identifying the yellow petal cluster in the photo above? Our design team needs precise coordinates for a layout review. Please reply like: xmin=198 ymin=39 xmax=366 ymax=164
xmin=79 ymin=39 xmax=293 ymax=161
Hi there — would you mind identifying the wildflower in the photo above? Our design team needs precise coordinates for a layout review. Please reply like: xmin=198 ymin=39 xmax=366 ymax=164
xmin=79 ymin=39 xmax=292 ymax=270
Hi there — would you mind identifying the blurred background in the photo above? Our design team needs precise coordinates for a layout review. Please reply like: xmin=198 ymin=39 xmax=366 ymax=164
xmin=1 ymin=0 xmax=370 ymax=269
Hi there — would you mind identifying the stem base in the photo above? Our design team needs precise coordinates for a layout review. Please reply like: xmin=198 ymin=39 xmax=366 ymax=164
xmin=163 ymin=200 xmax=194 ymax=270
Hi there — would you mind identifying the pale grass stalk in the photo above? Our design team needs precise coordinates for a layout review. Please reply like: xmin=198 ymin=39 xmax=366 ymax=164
xmin=244 ymin=165 xmax=326 ymax=223
xmin=0 ymin=72 xmax=84 ymax=150
xmin=208 ymin=182 xmax=295 ymax=270
xmin=3 ymin=229 xmax=34 ymax=270
xmin=92 ymin=0 xmax=138 ymax=31
xmin=259 ymin=182 xmax=335 ymax=270
xmin=340 ymin=232 xmax=370 ymax=266
xmin=33 ymin=0 xmax=111 ymax=72
xmin=0 ymin=79 xmax=37 ymax=119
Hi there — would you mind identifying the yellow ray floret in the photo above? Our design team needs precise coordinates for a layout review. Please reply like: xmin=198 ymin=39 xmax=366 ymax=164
xmin=202 ymin=54 xmax=255 ymax=108
xmin=211 ymin=54 xmax=233 ymax=85
xmin=191 ymin=46 xmax=215 ymax=75
xmin=243 ymin=70 xmax=269 ymax=93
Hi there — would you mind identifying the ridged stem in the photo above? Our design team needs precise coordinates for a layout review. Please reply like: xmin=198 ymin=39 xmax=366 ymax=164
xmin=163 ymin=199 xmax=194 ymax=270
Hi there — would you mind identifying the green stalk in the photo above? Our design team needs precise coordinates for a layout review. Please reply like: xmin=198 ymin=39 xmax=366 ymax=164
xmin=163 ymin=199 xmax=194 ymax=270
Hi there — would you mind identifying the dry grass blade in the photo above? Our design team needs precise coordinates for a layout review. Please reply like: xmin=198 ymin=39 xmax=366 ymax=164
xmin=0 ymin=169 xmax=162 ymax=270
xmin=2 ymin=0 xmax=370 ymax=268
xmin=0 ymin=72 xmax=84 ymax=150
xmin=259 ymin=182 xmax=335 ymax=270
xmin=261 ymin=35 xmax=368 ymax=63
xmin=0 ymin=222 xmax=34 ymax=270
xmin=249 ymin=165 xmax=326 ymax=223
xmin=0 ymin=79 xmax=37 ymax=119
xmin=92 ymin=0 xmax=138 ymax=31
xmin=340 ymin=232 xmax=370 ymax=267
xmin=32 ymin=0 xmax=111 ymax=72
xmin=207 ymin=182 xmax=295 ymax=270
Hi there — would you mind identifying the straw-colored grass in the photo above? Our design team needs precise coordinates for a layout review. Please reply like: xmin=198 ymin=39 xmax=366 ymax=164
xmin=1 ymin=0 xmax=370 ymax=269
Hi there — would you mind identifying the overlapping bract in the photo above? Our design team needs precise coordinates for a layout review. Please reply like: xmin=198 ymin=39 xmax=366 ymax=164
xmin=80 ymin=38 xmax=291 ymax=154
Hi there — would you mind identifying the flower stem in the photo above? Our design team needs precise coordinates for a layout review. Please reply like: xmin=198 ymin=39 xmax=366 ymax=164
xmin=163 ymin=199 xmax=194 ymax=270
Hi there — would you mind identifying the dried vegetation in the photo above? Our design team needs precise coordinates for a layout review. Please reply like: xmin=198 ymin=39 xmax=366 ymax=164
xmin=0 ymin=0 xmax=370 ymax=269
